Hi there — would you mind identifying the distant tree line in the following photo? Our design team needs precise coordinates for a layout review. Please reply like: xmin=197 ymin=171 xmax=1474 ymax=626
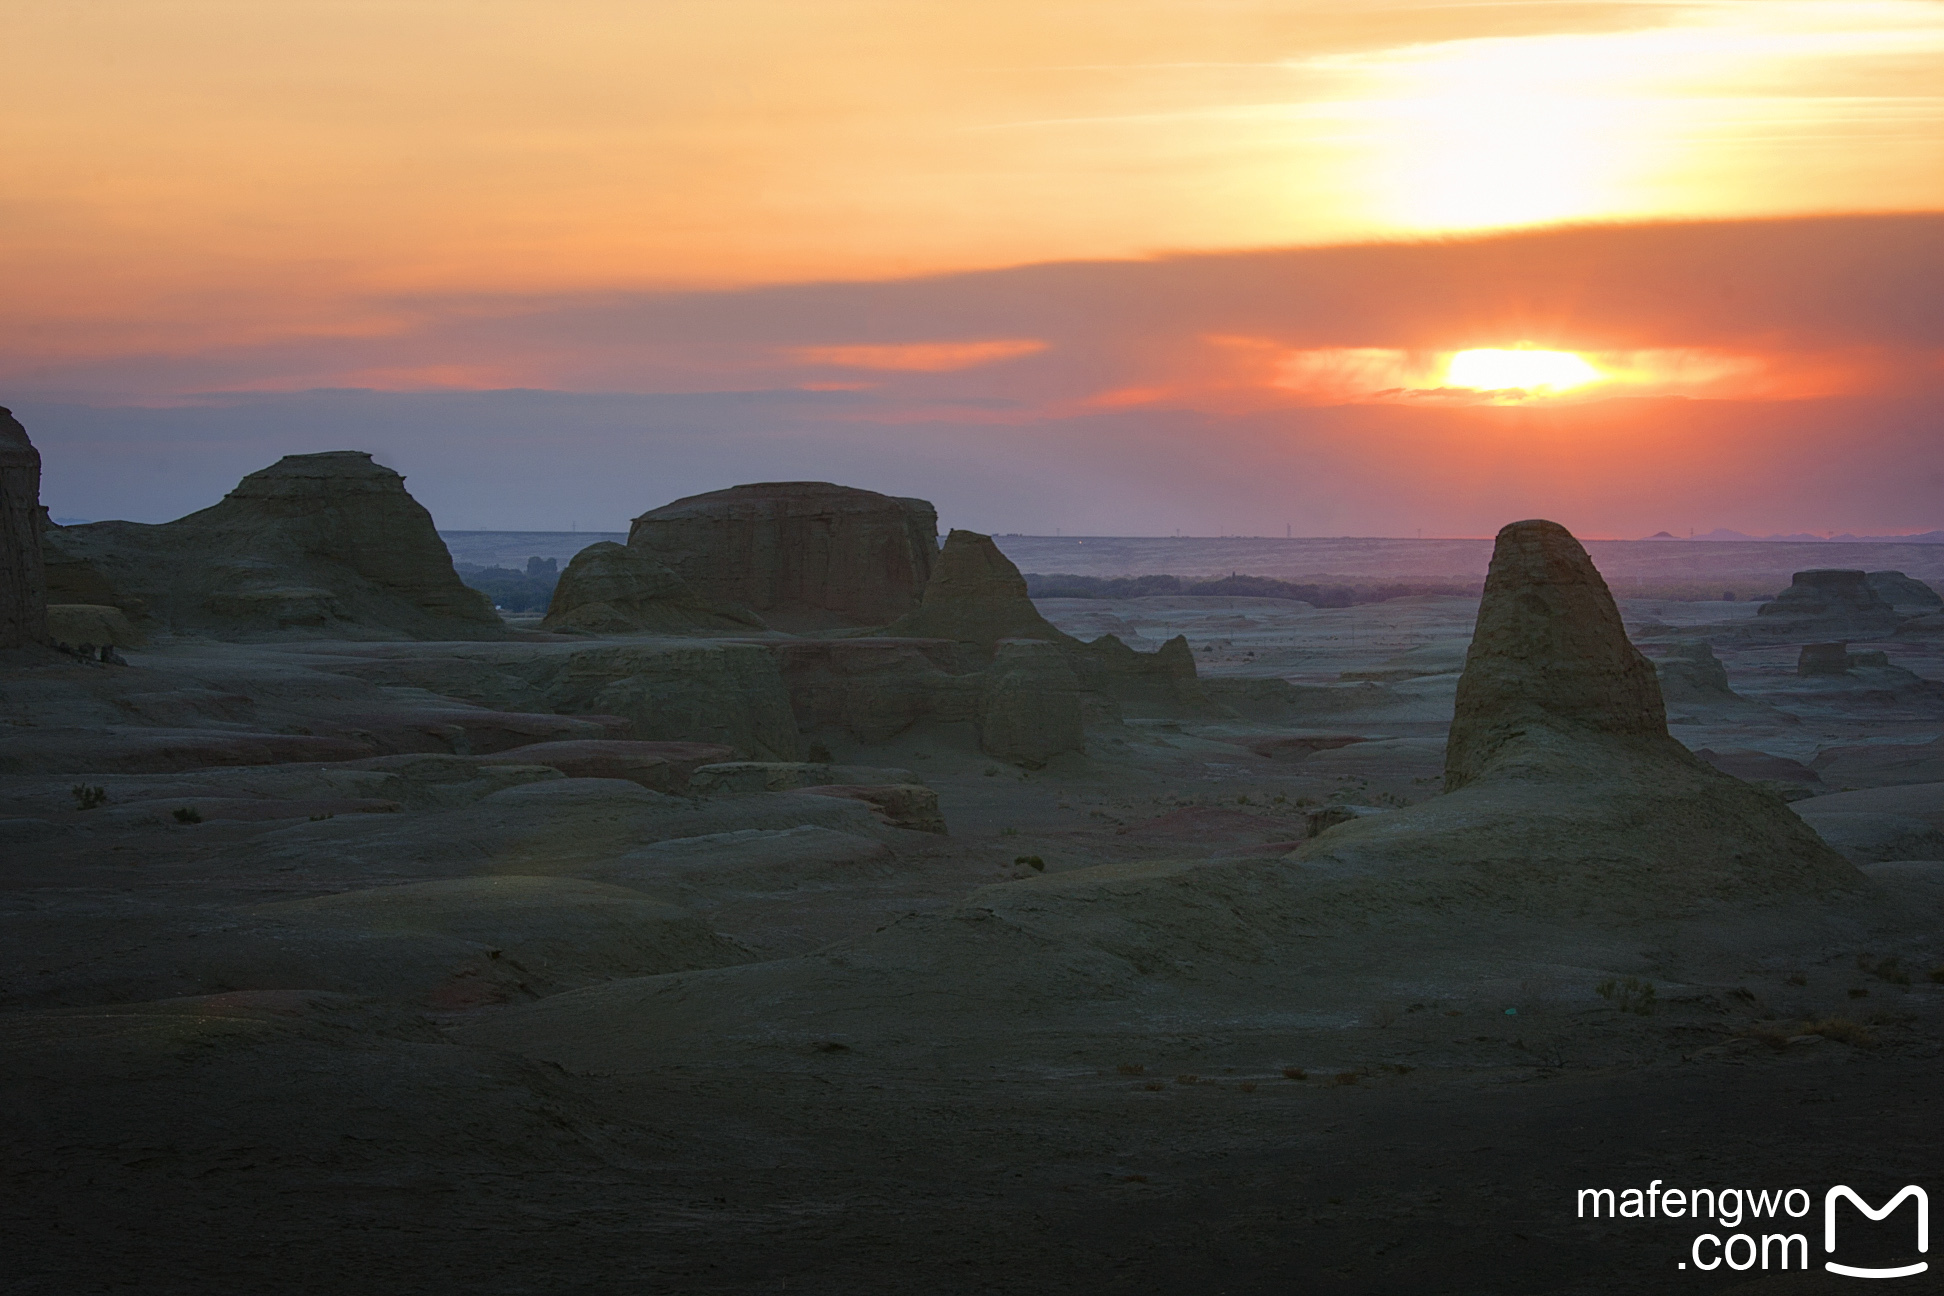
xmin=1022 ymin=572 xmax=1478 ymax=606
xmin=455 ymin=556 xmax=560 ymax=611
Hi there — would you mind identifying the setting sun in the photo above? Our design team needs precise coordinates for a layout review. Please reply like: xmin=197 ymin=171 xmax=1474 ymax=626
xmin=1445 ymin=348 xmax=1602 ymax=393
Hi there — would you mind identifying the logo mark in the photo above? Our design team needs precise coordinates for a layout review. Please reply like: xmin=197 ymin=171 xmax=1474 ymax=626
xmin=1825 ymin=1185 xmax=1929 ymax=1279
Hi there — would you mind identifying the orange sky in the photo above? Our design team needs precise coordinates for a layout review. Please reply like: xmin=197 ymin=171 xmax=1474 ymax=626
xmin=9 ymin=1 xmax=1944 ymax=368
xmin=6 ymin=2 xmax=1944 ymax=535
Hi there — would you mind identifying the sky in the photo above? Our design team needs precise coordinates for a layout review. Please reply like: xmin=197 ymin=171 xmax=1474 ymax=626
xmin=6 ymin=0 xmax=1944 ymax=536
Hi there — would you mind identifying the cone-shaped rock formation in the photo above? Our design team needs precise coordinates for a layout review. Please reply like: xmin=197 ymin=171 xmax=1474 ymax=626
xmin=1445 ymin=519 xmax=1665 ymax=792
xmin=541 ymin=542 xmax=766 ymax=634
xmin=628 ymin=482 xmax=937 ymax=631
xmin=1303 ymin=517 xmax=1860 ymax=906
xmin=0 ymin=409 xmax=48 ymax=650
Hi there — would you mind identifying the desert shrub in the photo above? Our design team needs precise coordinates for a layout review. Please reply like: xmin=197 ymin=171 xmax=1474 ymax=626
xmin=1014 ymin=855 xmax=1045 ymax=871
xmin=1281 ymin=1066 xmax=1306 ymax=1080
xmin=70 ymin=784 xmax=107 ymax=810
xmin=172 ymin=807 xmax=202 ymax=824
xmin=805 ymin=742 xmax=834 ymax=764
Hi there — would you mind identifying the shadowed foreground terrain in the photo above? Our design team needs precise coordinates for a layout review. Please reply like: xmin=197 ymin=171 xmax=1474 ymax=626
xmin=5 ymin=455 xmax=1942 ymax=1294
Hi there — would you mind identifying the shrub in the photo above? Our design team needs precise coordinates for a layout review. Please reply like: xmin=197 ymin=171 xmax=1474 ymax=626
xmin=172 ymin=807 xmax=203 ymax=824
xmin=1281 ymin=1066 xmax=1306 ymax=1080
xmin=1014 ymin=855 xmax=1045 ymax=871
xmin=70 ymin=784 xmax=108 ymax=811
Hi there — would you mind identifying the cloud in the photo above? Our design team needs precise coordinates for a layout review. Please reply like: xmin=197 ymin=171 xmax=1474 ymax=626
xmin=782 ymin=339 xmax=1047 ymax=371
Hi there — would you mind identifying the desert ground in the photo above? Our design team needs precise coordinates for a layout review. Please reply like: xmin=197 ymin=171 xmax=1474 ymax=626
xmin=5 ymin=449 xmax=1942 ymax=1295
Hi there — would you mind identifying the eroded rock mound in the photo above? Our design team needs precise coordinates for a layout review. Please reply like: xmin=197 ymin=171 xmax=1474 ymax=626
xmin=628 ymin=482 xmax=937 ymax=631
xmin=1755 ymin=569 xmax=1899 ymax=637
xmin=45 ymin=452 xmax=502 ymax=641
xmin=541 ymin=542 xmax=765 ymax=634
xmin=1311 ymin=518 xmax=1860 ymax=904
xmin=1866 ymin=570 xmax=1942 ymax=613
xmin=881 ymin=529 xmax=1075 ymax=663
xmin=0 ymin=408 xmax=48 ymax=650
xmin=977 ymin=640 xmax=1086 ymax=768
xmin=1445 ymin=519 xmax=1665 ymax=791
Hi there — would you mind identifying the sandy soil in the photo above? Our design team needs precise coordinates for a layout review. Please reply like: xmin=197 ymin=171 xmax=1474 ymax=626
xmin=4 ymin=591 xmax=1941 ymax=1294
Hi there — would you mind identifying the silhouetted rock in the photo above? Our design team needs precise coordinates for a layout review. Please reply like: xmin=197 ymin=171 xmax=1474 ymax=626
xmin=881 ymin=529 xmax=1074 ymax=663
xmin=1756 ymin=569 xmax=1898 ymax=637
xmin=45 ymin=452 xmax=502 ymax=641
xmin=541 ymin=542 xmax=765 ymax=634
xmin=1866 ymin=570 xmax=1942 ymax=613
xmin=628 ymin=482 xmax=937 ymax=631
xmin=1309 ymin=517 xmax=1858 ymax=906
xmin=0 ymin=408 xmax=48 ymax=650
xmin=1445 ymin=519 xmax=1665 ymax=792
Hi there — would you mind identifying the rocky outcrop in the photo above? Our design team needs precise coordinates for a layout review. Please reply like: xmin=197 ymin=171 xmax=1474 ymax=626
xmin=770 ymin=638 xmax=981 ymax=742
xmin=1797 ymin=642 xmax=1850 ymax=676
xmin=45 ymin=452 xmax=502 ymax=641
xmin=1656 ymin=639 xmax=1733 ymax=696
xmin=1755 ymin=569 xmax=1899 ymax=637
xmin=881 ymin=529 xmax=1074 ymax=663
xmin=540 ymin=542 xmax=765 ymax=635
xmin=1445 ymin=519 xmax=1666 ymax=792
xmin=877 ymin=527 xmax=1217 ymax=726
xmin=977 ymin=640 xmax=1085 ymax=768
xmin=0 ymin=409 xmax=48 ymax=650
xmin=628 ymin=482 xmax=938 ymax=631
xmin=1866 ymin=570 xmax=1942 ymax=613
xmin=1307 ymin=518 xmax=1860 ymax=904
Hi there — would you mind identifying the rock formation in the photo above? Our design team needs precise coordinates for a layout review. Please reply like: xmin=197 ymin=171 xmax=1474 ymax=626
xmin=628 ymin=482 xmax=938 ymax=631
xmin=881 ymin=529 xmax=1076 ymax=663
xmin=1444 ymin=519 xmax=1666 ymax=792
xmin=43 ymin=452 xmax=503 ymax=641
xmin=1866 ymin=570 xmax=1942 ymax=613
xmin=540 ymin=541 xmax=765 ymax=634
xmin=1308 ymin=518 xmax=1860 ymax=904
xmin=1655 ymin=639 xmax=1733 ymax=696
xmin=1797 ymin=642 xmax=1850 ymax=676
xmin=0 ymin=408 xmax=48 ymax=650
xmin=1755 ymin=569 xmax=1899 ymax=637
xmin=879 ymin=528 xmax=1217 ymax=720
xmin=976 ymin=640 xmax=1086 ymax=768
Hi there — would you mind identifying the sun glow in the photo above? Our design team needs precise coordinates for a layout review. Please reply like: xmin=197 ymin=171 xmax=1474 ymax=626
xmin=1445 ymin=348 xmax=1601 ymax=393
